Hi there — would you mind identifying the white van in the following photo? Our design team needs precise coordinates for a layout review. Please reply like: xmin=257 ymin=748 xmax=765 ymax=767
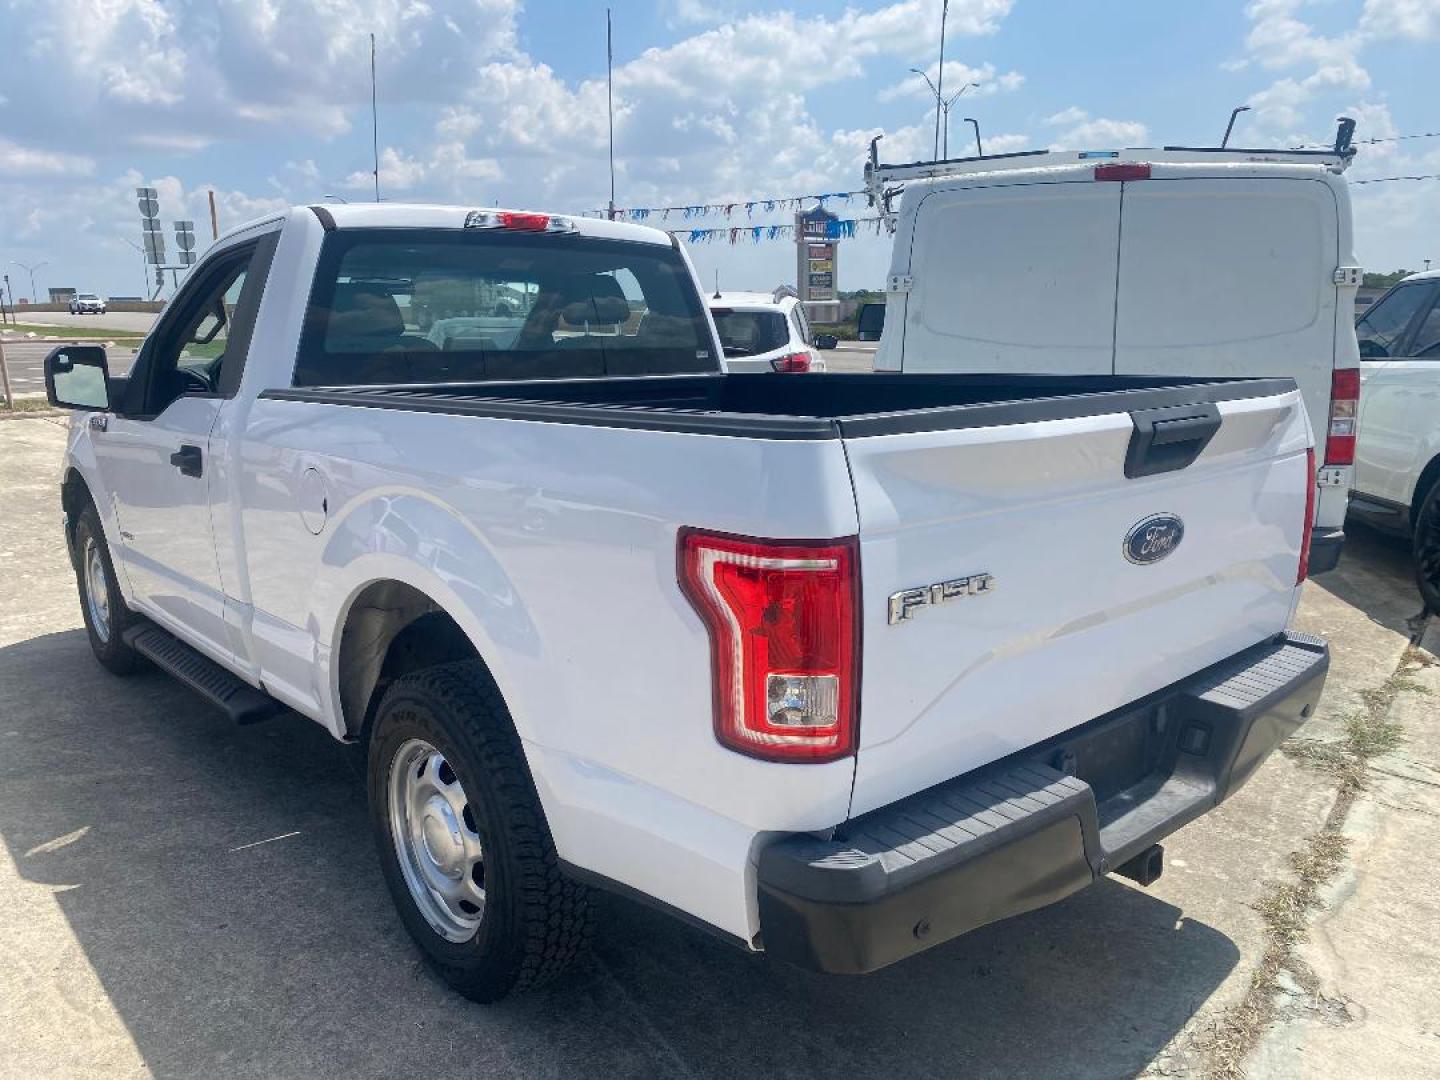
xmin=867 ymin=144 xmax=1361 ymax=573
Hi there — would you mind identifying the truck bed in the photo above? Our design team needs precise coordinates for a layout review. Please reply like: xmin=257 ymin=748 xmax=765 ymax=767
xmin=262 ymin=372 xmax=1296 ymax=439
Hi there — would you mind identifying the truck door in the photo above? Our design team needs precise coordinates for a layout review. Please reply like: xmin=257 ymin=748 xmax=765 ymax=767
xmin=900 ymin=179 xmax=1120 ymax=373
xmin=91 ymin=236 xmax=273 ymax=662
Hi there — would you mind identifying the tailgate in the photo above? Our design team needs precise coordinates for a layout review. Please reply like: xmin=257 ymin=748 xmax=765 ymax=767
xmin=843 ymin=383 xmax=1313 ymax=816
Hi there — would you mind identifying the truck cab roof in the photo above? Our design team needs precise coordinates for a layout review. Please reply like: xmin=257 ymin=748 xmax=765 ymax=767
xmin=297 ymin=203 xmax=673 ymax=247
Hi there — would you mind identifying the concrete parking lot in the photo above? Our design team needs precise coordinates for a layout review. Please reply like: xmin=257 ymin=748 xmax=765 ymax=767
xmin=2 ymin=415 xmax=1437 ymax=1080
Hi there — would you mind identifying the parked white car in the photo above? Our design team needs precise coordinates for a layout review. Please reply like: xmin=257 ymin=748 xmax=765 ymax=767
xmin=865 ymin=141 xmax=1362 ymax=577
xmin=1349 ymin=269 xmax=1440 ymax=609
xmin=708 ymin=286 xmax=825 ymax=372
xmin=69 ymin=293 xmax=107 ymax=315
xmin=46 ymin=202 xmax=1327 ymax=1002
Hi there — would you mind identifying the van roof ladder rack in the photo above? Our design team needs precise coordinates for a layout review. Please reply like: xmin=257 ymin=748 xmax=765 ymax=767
xmin=863 ymin=130 xmax=1357 ymax=233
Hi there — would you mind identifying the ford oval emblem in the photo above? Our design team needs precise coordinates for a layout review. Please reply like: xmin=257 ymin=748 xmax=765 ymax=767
xmin=1124 ymin=513 xmax=1185 ymax=565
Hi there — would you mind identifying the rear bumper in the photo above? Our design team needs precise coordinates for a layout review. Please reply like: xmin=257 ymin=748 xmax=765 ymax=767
xmin=756 ymin=631 xmax=1329 ymax=974
xmin=1307 ymin=527 xmax=1344 ymax=575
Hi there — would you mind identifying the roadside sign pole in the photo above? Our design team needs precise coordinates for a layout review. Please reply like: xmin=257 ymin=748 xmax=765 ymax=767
xmin=0 ymin=337 xmax=13 ymax=410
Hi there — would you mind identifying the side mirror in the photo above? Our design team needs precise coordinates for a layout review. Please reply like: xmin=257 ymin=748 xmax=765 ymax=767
xmin=813 ymin=333 xmax=839 ymax=350
xmin=45 ymin=345 xmax=112 ymax=411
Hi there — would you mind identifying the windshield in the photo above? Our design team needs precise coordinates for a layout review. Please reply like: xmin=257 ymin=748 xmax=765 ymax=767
xmin=294 ymin=229 xmax=718 ymax=386
xmin=710 ymin=309 xmax=789 ymax=357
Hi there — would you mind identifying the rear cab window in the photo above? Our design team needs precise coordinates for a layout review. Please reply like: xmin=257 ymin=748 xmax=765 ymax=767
xmin=294 ymin=229 xmax=718 ymax=386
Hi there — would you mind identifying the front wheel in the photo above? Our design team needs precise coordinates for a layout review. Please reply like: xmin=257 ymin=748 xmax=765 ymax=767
xmin=1414 ymin=481 xmax=1440 ymax=614
xmin=366 ymin=661 xmax=592 ymax=1001
xmin=72 ymin=505 xmax=141 ymax=674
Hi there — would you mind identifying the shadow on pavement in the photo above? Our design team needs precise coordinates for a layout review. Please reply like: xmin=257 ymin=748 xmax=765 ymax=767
xmin=2 ymin=629 xmax=1239 ymax=1080
xmin=1311 ymin=521 xmax=1426 ymax=638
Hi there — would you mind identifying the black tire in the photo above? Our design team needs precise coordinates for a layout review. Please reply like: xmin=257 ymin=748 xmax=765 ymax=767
xmin=72 ymin=505 xmax=141 ymax=675
xmin=366 ymin=661 xmax=592 ymax=1001
xmin=1414 ymin=480 xmax=1440 ymax=614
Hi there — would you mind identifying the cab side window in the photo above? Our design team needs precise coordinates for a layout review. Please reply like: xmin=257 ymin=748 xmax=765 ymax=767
xmin=126 ymin=237 xmax=273 ymax=415
xmin=1356 ymin=283 xmax=1433 ymax=359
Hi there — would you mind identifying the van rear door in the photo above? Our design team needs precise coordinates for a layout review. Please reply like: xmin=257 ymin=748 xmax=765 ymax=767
xmin=898 ymin=179 xmax=1120 ymax=373
xmin=1111 ymin=173 xmax=1341 ymax=463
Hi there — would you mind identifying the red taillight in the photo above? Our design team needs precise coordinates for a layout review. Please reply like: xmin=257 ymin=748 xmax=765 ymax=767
xmin=499 ymin=211 xmax=550 ymax=231
xmin=1298 ymin=447 xmax=1317 ymax=584
xmin=1326 ymin=367 xmax=1360 ymax=465
xmin=771 ymin=352 xmax=812 ymax=373
xmin=1094 ymin=163 xmax=1151 ymax=181
xmin=678 ymin=530 xmax=859 ymax=763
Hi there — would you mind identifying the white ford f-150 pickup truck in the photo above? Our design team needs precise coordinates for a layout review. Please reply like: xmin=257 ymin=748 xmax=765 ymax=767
xmin=46 ymin=203 xmax=1330 ymax=1001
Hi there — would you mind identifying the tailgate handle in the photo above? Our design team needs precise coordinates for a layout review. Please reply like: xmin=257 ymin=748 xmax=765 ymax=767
xmin=1125 ymin=404 xmax=1221 ymax=479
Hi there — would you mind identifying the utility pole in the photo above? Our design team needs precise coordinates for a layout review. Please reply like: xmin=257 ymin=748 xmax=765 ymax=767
xmin=208 ymin=190 xmax=220 ymax=241
xmin=932 ymin=0 xmax=949 ymax=161
xmin=606 ymin=8 xmax=617 ymax=220
xmin=13 ymin=261 xmax=47 ymax=304
xmin=370 ymin=33 xmax=380 ymax=203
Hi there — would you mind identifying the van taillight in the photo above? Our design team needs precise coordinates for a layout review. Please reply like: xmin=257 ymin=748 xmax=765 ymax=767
xmin=1326 ymin=367 xmax=1359 ymax=465
xmin=1298 ymin=448 xmax=1317 ymax=584
xmin=771 ymin=352 xmax=812 ymax=373
xmin=1094 ymin=163 xmax=1151 ymax=181
xmin=678 ymin=530 xmax=859 ymax=763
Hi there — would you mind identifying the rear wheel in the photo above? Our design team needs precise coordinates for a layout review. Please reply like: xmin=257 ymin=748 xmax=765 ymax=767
xmin=366 ymin=661 xmax=592 ymax=1001
xmin=72 ymin=505 xmax=141 ymax=675
xmin=1414 ymin=481 xmax=1440 ymax=614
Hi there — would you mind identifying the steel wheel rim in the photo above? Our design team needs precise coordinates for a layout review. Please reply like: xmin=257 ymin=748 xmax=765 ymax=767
xmin=84 ymin=538 xmax=111 ymax=644
xmin=387 ymin=738 xmax=486 ymax=942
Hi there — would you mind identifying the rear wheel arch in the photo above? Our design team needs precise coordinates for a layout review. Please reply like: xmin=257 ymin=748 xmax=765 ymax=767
xmin=335 ymin=579 xmax=504 ymax=744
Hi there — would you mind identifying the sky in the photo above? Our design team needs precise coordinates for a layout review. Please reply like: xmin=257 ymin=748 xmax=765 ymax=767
xmin=1 ymin=0 xmax=1437 ymax=302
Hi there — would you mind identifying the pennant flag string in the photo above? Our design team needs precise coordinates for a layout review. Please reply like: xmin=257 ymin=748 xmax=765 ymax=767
xmin=591 ymin=190 xmax=864 ymax=222
xmin=671 ymin=217 xmax=885 ymax=244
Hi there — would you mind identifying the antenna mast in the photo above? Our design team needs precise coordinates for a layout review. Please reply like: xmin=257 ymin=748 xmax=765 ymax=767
xmin=607 ymin=9 xmax=617 ymax=220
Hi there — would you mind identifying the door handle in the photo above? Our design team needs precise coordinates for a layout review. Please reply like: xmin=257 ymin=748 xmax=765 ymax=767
xmin=170 ymin=444 xmax=203 ymax=478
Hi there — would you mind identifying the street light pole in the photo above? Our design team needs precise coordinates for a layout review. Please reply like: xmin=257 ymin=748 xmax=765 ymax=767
xmin=941 ymin=82 xmax=980 ymax=157
xmin=13 ymin=261 xmax=48 ymax=304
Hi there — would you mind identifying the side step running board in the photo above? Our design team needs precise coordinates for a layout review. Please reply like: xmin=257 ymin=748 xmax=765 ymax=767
xmin=123 ymin=622 xmax=283 ymax=725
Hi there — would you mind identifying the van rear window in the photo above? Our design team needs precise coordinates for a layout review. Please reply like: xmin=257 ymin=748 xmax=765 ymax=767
xmin=294 ymin=229 xmax=717 ymax=386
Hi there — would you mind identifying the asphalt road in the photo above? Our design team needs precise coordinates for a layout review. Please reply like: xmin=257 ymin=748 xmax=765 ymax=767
xmin=0 ymin=339 xmax=138 ymax=396
xmin=3 ymin=415 xmax=1437 ymax=1079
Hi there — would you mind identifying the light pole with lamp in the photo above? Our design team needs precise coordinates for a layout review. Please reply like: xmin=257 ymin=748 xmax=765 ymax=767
xmin=120 ymin=238 xmax=149 ymax=300
xmin=942 ymin=82 xmax=980 ymax=157
xmin=911 ymin=70 xmax=979 ymax=160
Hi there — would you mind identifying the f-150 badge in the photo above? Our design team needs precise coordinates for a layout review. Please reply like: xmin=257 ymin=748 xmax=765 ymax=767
xmin=888 ymin=573 xmax=996 ymax=625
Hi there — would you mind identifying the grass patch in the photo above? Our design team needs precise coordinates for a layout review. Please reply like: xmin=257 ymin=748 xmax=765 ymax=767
xmin=1196 ymin=646 xmax=1429 ymax=1078
xmin=0 ymin=397 xmax=62 ymax=414
xmin=1 ymin=321 xmax=146 ymax=340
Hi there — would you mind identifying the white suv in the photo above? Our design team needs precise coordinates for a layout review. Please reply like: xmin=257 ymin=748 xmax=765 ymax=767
xmin=1349 ymin=269 xmax=1440 ymax=609
xmin=708 ymin=287 xmax=825 ymax=373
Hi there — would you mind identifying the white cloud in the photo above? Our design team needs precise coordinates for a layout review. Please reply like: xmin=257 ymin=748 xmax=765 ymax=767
xmin=0 ymin=138 xmax=96 ymax=178
xmin=1044 ymin=108 xmax=1148 ymax=149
